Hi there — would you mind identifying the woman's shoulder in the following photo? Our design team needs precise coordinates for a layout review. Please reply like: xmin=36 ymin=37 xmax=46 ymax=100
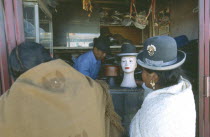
xmin=138 ymin=78 xmax=196 ymax=137
xmin=142 ymin=78 xmax=195 ymax=112
xmin=147 ymin=77 xmax=192 ymax=98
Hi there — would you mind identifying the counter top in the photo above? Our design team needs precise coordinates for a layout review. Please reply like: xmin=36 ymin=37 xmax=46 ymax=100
xmin=110 ymin=87 xmax=144 ymax=94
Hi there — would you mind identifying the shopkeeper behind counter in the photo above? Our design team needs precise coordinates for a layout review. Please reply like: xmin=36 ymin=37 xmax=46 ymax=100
xmin=73 ymin=37 xmax=110 ymax=80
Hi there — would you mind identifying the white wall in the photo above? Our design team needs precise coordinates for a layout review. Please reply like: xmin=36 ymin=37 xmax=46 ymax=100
xmin=170 ymin=0 xmax=198 ymax=40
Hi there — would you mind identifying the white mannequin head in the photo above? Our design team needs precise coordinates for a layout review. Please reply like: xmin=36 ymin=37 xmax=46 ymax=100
xmin=121 ymin=56 xmax=137 ymax=73
xmin=120 ymin=56 xmax=137 ymax=88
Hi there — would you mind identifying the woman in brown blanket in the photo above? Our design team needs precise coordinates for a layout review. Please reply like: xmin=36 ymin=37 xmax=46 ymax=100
xmin=0 ymin=42 xmax=123 ymax=137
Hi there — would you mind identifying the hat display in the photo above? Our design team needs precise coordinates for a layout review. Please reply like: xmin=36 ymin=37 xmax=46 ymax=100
xmin=117 ymin=43 xmax=138 ymax=56
xmin=137 ymin=35 xmax=186 ymax=70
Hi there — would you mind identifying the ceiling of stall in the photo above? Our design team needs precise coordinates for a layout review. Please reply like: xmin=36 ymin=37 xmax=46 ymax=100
xmin=47 ymin=0 xmax=169 ymax=12
xmin=47 ymin=0 xmax=171 ymax=28
xmin=55 ymin=0 xmax=151 ymax=11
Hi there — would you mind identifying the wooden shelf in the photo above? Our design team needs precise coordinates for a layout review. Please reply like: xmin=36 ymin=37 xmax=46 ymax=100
xmin=100 ymin=24 xmax=136 ymax=27
xmin=100 ymin=24 xmax=124 ymax=27
xmin=52 ymin=45 xmax=143 ymax=50
xmin=51 ymin=45 xmax=143 ymax=54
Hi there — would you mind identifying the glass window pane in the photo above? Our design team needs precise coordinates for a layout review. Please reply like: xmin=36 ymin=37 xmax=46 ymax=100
xmin=39 ymin=7 xmax=52 ymax=48
xmin=66 ymin=33 xmax=100 ymax=47
xmin=23 ymin=2 xmax=36 ymax=42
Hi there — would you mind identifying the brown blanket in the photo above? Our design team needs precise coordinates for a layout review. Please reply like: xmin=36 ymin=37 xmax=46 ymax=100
xmin=0 ymin=59 xmax=123 ymax=137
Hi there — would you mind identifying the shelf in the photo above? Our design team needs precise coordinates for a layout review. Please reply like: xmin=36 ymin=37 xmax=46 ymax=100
xmin=26 ymin=37 xmax=36 ymax=39
xmin=26 ymin=37 xmax=51 ymax=40
xmin=100 ymin=24 xmax=124 ymax=27
xmin=25 ymin=19 xmax=49 ymax=24
xmin=100 ymin=23 xmax=136 ymax=27
xmin=52 ymin=47 xmax=92 ymax=50
xmin=51 ymin=45 xmax=143 ymax=50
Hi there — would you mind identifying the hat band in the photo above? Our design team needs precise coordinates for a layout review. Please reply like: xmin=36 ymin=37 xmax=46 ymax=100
xmin=138 ymin=57 xmax=177 ymax=67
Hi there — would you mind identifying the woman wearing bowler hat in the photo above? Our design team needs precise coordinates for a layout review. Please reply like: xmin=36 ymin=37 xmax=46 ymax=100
xmin=130 ymin=36 xmax=196 ymax=137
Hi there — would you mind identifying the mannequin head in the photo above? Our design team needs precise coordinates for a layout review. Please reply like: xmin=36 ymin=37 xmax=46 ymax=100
xmin=121 ymin=56 xmax=137 ymax=73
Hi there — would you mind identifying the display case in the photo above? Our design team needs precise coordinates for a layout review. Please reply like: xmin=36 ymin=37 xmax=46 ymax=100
xmin=23 ymin=1 xmax=53 ymax=55
xmin=110 ymin=88 xmax=145 ymax=137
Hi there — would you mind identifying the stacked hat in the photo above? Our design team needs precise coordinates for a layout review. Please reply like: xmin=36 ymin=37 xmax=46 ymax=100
xmin=137 ymin=35 xmax=186 ymax=70
xmin=117 ymin=43 xmax=138 ymax=56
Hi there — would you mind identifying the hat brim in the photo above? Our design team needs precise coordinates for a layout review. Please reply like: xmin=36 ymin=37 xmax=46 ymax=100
xmin=117 ymin=53 xmax=138 ymax=56
xmin=137 ymin=50 xmax=186 ymax=70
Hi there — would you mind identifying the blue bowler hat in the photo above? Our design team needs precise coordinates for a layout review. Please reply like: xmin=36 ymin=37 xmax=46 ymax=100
xmin=137 ymin=35 xmax=186 ymax=70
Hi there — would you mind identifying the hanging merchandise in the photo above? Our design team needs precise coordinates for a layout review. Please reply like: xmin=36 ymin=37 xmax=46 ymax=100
xmin=111 ymin=10 xmax=123 ymax=25
xmin=110 ymin=16 xmax=122 ymax=25
xmin=158 ymin=8 xmax=170 ymax=26
xmin=122 ymin=14 xmax=134 ymax=26
xmin=121 ymin=0 xmax=136 ymax=27
xmin=133 ymin=11 xmax=148 ymax=29
xmin=151 ymin=0 xmax=158 ymax=26
xmin=157 ymin=8 xmax=170 ymax=35
xmin=82 ymin=0 xmax=93 ymax=17
xmin=133 ymin=0 xmax=156 ymax=29
xmin=129 ymin=0 xmax=137 ymax=17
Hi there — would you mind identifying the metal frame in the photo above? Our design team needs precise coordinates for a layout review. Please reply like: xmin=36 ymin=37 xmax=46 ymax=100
xmin=49 ymin=20 xmax=53 ymax=56
xmin=34 ymin=3 xmax=40 ymax=43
